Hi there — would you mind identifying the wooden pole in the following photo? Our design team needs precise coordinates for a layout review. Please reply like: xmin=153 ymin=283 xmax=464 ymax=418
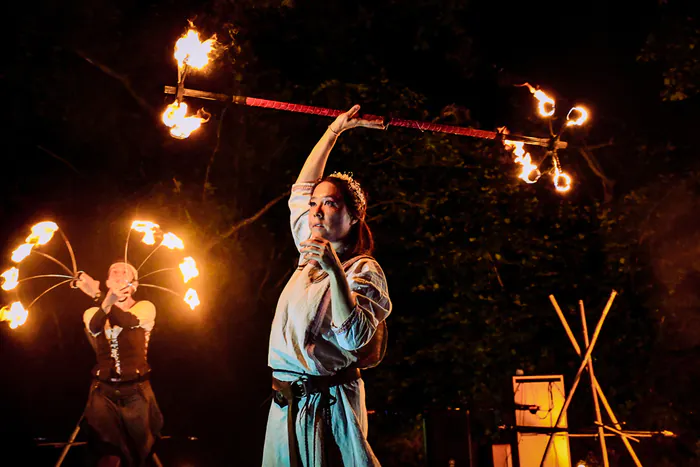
xmin=549 ymin=295 xmax=582 ymax=355
xmin=54 ymin=414 xmax=83 ymax=467
xmin=598 ymin=424 xmax=641 ymax=443
xmin=549 ymin=292 xmax=643 ymax=467
xmin=581 ymin=300 xmax=610 ymax=467
xmin=539 ymin=290 xmax=617 ymax=467
xmin=54 ymin=414 xmax=164 ymax=467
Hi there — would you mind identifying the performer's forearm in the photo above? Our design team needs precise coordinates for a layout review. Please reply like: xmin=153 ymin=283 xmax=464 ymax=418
xmin=296 ymin=128 xmax=338 ymax=183
xmin=89 ymin=308 xmax=108 ymax=335
xmin=108 ymin=306 xmax=140 ymax=328
xmin=329 ymin=267 xmax=355 ymax=327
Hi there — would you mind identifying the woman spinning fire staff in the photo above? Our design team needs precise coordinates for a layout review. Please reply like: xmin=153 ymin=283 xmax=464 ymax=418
xmin=263 ymin=105 xmax=392 ymax=466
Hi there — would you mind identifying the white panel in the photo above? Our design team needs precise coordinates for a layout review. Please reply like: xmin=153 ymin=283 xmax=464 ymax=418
xmin=513 ymin=375 xmax=571 ymax=467
xmin=492 ymin=444 xmax=513 ymax=467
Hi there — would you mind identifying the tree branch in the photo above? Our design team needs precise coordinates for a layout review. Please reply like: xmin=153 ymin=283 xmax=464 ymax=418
xmin=36 ymin=145 xmax=81 ymax=175
xmin=369 ymin=199 xmax=427 ymax=211
xmin=75 ymin=50 xmax=155 ymax=117
xmin=205 ymin=192 xmax=287 ymax=251
xmin=202 ymin=107 xmax=228 ymax=201
xmin=582 ymin=140 xmax=615 ymax=151
xmin=485 ymin=252 xmax=506 ymax=290
xmin=579 ymin=147 xmax=616 ymax=203
xmin=366 ymin=199 xmax=429 ymax=222
xmin=257 ymin=245 xmax=276 ymax=301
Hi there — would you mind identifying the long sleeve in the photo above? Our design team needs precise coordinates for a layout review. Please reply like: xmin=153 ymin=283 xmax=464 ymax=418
xmin=84 ymin=307 xmax=107 ymax=336
xmin=289 ymin=182 xmax=314 ymax=253
xmin=108 ymin=306 xmax=140 ymax=328
xmin=331 ymin=258 xmax=392 ymax=351
xmin=110 ymin=301 xmax=156 ymax=331
xmin=82 ymin=302 xmax=156 ymax=337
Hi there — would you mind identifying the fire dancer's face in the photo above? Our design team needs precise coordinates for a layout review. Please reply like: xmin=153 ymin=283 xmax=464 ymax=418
xmin=309 ymin=181 xmax=357 ymax=244
xmin=106 ymin=263 xmax=137 ymax=301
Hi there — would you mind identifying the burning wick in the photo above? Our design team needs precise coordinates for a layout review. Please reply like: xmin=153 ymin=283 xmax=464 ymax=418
xmin=174 ymin=28 xmax=217 ymax=71
xmin=1 ymin=267 xmax=19 ymax=291
xmin=132 ymin=220 xmax=160 ymax=245
xmin=184 ymin=288 xmax=200 ymax=310
xmin=504 ymin=140 xmax=542 ymax=184
xmin=11 ymin=243 xmax=34 ymax=263
xmin=26 ymin=221 xmax=58 ymax=245
xmin=553 ymin=167 xmax=572 ymax=192
xmin=179 ymin=257 xmax=199 ymax=283
xmin=10 ymin=221 xmax=61 ymax=263
xmin=0 ymin=302 xmax=28 ymax=329
xmin=164 ymin=24 xmax=217 ymax=140
xmin=521 ymin=83 xmax=556 ymax=117
xmin=566 ymin=106 xmax=589 ymax=127
xmin=161 ymin=233 xmax=185 ymax=250
xmin=162 ymin=101 xmax=210 ymax=140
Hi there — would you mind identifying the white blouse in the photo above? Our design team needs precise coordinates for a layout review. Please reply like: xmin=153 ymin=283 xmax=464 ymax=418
xmin=267 ymin=183 xmax=392 ymax=381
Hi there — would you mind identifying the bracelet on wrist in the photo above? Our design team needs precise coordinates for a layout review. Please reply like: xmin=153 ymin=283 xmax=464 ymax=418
xmin=328 ymin=125 xmax=340 ymax=136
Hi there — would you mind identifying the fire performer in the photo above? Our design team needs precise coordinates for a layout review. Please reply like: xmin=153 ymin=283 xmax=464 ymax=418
xmin=75 ymin=262 xmax=163 ymax=467
xmin=263 ymin=105 xmax=392 ymax=466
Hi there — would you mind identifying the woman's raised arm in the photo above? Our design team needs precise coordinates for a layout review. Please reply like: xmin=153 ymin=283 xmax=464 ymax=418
xmin=296 ymin=105 xmax=385 ymax=183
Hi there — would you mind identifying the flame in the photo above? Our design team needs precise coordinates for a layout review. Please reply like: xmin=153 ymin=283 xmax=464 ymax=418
xmin=131 ymin=221 xmax=160 ymax=245
xmin=553 ymin=167 xmax=572 ymax=193
xmin=523 ymin=83 xmax=555 ymax=117
xmin=1 ymin=302 xmax=28 ymax=329
xmin=504 ymin=140 xmax=541 ymax=184
xmin=12 ymin=243 xmax=34 ymax=263
xmin=174 ymin=28 xmax=217 ymax=70
xmin=1 ymin=267 xmax=19 ymax=291
xmin=566 ymin=106 xmax=589 ymax=127
xmin=26 ymin=221 xmax=58 ymax=245
xmin=162 ymin=101 xmax=209 ymax=139
xmin=179 ymin=257 xmax=199 ymax=283
xmin=161 ymin=232 xmax=184 ymax=250
xmin=184 ymin=288 xmax=200 ymax=310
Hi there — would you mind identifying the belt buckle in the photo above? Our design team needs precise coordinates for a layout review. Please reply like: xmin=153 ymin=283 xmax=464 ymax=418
xmin=293 ymin=377 xmax=309 ymax=398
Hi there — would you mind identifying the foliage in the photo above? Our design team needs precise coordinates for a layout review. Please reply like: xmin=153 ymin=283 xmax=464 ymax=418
xmin=638 ymin=7 xmax=700 ymax=101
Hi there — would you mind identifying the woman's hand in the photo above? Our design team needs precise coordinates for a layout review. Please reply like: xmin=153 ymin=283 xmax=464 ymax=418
xmin=75 ymin=272 xmax=100 ymax=298
xmin=101 ymin=284 xmax=132 ymax=310
xmin=329 ymin=105 xmax=385 ymax=135
xmin=101 ymin=290 xmax=120 ymax=310
xmin=300 ymin=237 xmax=343 ymax=274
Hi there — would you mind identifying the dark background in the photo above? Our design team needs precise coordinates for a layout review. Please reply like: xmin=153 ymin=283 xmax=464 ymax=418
xmin=2 ymin=0 xmax=699 ymax=465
